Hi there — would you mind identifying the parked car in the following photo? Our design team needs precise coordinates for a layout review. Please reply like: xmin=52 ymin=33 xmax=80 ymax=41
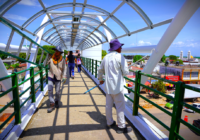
xmin=190 ymin=119 xmax=200 ymax=136
xmin=165 ymin=101 xmax=174 ymax=109
xmin=184 ymin=103 xmax=200 ymax=113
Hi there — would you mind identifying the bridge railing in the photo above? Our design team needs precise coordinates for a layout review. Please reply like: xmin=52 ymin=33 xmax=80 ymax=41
xmin=0 ymin=17 xmax=52 ymax=134
xmin=0 ymin=65 xmax=48 ymax=131
xmin=81 ymin=57 xmax=200 ymax=140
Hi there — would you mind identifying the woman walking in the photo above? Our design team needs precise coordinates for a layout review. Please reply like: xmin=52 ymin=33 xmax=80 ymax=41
xmin=47 ymin=46 xmax=67 ymax=113
xmin=66 ymin=51 xmax=76 ymax=79
xmin=76 ymin=54 xmax=83 ymax=73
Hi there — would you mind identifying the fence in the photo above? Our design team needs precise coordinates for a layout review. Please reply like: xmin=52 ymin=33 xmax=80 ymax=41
xmin=0 ymin=65 xmax=48 ymax=130
xmin=81 ymin=57 xmax=200 ymax=140
xmin=0 ymin=16 xmax=51 ymax=134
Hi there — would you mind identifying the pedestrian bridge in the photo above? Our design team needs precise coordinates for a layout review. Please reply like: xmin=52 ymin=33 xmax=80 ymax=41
xmin=18 ymin=69 xmax=142 ymax=140
xmin=0 ymin=0 xmax=200 ymax=140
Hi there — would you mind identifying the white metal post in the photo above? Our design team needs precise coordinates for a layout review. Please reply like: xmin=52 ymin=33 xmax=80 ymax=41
xmin=141 ymin=0 xmax=200 ymax=85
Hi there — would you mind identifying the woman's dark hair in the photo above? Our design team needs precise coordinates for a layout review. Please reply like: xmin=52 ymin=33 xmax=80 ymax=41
xmin=77 ymin=53 xmax=81 ymax=58
xmin=69 ymin=51 xmax=73 ymax=55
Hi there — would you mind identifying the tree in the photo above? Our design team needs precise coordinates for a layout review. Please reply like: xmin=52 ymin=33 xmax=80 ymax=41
xmin=169 ymin=55 xmax=177 ymax=60
xmin=0 ymin=53 xmax=9 ymax=59
xmin=102 ymin=50 xmax=107 ymax=59
xmin=64 ymin=50 xmax=68 ymax=56
xmin=17 ymin=53 xmax=27 ymax=62
xmin=35 ymin=45 xmax=56 ymax=64
xmin=133 ymin=55 xmax=144 ymax=63
xmin=152 ymin=80 xmax=166 ymax=98
xmin=161 ymin=55 xmax=166 ymax=62
xmin=174 ymin=59 xmax=183 ymax=65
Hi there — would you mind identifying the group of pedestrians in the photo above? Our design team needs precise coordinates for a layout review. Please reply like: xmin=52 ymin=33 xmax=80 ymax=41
xmin=46 ymin=39 xmax=132 ymax=134
xmin=65 ymin=52 xmax=83 ymax=79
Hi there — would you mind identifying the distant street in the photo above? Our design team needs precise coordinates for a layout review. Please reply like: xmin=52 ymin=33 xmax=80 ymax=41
xmin=139 ymin=104 xmax=200 ymax=140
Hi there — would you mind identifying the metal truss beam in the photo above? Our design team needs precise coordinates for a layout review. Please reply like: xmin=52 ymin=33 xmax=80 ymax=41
xmin=38 ymin=0 xmax=67 ymax=49
xmin=45 ymin=28 xmax=102 ymax=44
xmin=52 ymin=34 xmax=95 ymax=47
xmin=33 ymin=15 xmax=117 ymax=38
xmin=42 ymin=23 xmax=108 ymax=42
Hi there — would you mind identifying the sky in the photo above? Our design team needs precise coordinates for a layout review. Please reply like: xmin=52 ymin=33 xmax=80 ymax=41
xmin=0 ymin=0 xmax=199 ymax=56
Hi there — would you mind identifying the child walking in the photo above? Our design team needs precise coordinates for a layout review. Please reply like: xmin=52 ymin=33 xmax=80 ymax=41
xmin=76 ymin=54 xmax=83 ymax=73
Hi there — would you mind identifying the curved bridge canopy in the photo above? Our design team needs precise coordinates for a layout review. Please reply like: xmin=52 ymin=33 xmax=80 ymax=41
xmin=0 ymin=0 xmax=172 ymax=51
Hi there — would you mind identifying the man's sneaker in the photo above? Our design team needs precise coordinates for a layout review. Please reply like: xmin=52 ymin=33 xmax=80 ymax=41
xmin=116 ymin=127 xmax=132 ymax=134
xmin=55 ymin=101 xmax=59 ymax=108
xmin=47 ymin=103 xmax=55 ymax=113
xmin=107 ymin=121 xmax=116 ymax=129
xmin=72 ymin=76 xmax=74 ymax=79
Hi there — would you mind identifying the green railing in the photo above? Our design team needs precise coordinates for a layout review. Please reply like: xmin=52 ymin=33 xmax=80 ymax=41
xmin=0 ymin=16 xmax=52 ymax=133
xmin=81 ymin=57 xmax=200 ymax=140
xmin=0 ymin=65 xmax=48 ymax=130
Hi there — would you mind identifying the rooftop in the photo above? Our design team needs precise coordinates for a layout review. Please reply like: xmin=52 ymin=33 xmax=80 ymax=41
xmin=162 ymin=65 xmax=200 ymax=69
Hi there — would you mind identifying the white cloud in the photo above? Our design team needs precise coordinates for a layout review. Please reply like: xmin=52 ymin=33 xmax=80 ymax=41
xmin=4 ymin=14 xmax=27 ymax=20
xmin=172 ymin=40 xmax=200 ymax=48
xmin=18 ymin=0 xmax=39 ymax=6
xmin=174 ymin=41 xmax=184 ymax=45
xmin=130 ymin=40 xmax=152 ymax=46
xmin=138 ymin=40 xmax=152 ymax=46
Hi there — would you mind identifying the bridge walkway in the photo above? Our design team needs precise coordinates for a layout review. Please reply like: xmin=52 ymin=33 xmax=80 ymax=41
xmin=19 ymin=68 xmax=144 ymax=140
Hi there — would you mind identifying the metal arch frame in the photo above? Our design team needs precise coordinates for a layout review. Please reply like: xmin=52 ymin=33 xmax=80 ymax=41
xmin=54 ymin=35 xmax=94 ymax=47
xmin=37 ymin=0 xmax=67 ymax=49
xmin=77 ymin=1 xmax=126 ymax=49
xmin=125 ymin=0 xmax=153 ymax=28
xmin=21 ymin=2 xmax=129 ymax=34
xmin=33 ymin=15 xmax=117 ymax=38
xmin=54 ymin=36 xmax=92 ymax=48
xmin=55 ymin=34 xmax=96 ymax=47
xmin=49 ymin=32 xmax=99 ymax=45
xmin=82 ymin=41 xmax=92 ymax=50
xmin=42 ymin=23 xmax=108 ymax=42
xmin=46 ymin=28 xmax=102 ymax=44
xmin=50 ymin=34 xmax=96 ymax=48
xmin=55 ymin=39 xmax=90 ymax=48
xmin=0 ymin=0 xmax=20 ymax=17
xmin=0 ymin=0 xmax=172 ymax=51
xmin=52 ymin=34 xmax=95 ymax=47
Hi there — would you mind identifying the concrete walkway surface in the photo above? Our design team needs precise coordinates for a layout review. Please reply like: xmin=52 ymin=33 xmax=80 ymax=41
xmin=19 ymin=68 xmax=144 ymax=140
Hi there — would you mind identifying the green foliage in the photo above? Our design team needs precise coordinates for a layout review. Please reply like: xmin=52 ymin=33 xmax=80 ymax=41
xmin=4 ymin=63 xmax=8 ymax=66
xmin=36 ymin=55 xmax=46 ymax=64
xmin=0 ymin=53 xmax=9 ymax=59
xmin=42 ymin=45 xmax=55 ymax=55
xmin=36 ymin=45 xmax=56 ymax=64
xmin=11 ymin=63 xmax=19 ymax=68
xmin=161 ymin=55 xmax=166 ymax=62
xmin=169 ymin=55 xmax=177 ymax=60
xmin=133 ymin=55 xmax=144 ymax=63
xmin=173 ymin=59 xmax=183 ymax=64
xmin=64 ymin=50 xmax=68 ymax=55
xmin=102 ymin=50 xmax=107 ymax=59
xmin=152 ymin=80 xmax=166 ymax=97
xmin=17 ymin=53 xmax=27 ymax=62
xmin=4 ymin=63 xmax=11 ymax=69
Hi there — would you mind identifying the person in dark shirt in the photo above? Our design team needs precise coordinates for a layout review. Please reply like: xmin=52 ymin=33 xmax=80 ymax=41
xmin=66 ymin=51 xmax=76 ymax=79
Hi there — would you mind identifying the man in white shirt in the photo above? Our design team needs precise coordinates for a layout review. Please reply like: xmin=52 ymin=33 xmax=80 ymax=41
xmin=98 ymin=39 xmax=132 ymax=134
